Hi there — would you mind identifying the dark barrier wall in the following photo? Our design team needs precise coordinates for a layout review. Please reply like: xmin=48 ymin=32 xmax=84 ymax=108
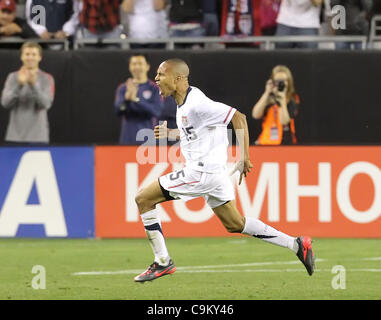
xmin=0 ymin=50 xmax=381 ymax=144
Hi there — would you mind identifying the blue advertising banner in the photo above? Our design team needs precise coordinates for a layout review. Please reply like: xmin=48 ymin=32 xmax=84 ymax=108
xmin=0 ymin=147 xmax=94 ymax=238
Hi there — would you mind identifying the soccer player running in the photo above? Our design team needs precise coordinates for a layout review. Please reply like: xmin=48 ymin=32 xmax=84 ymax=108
xmin=134 ymin=58 xmax=315 ymax=282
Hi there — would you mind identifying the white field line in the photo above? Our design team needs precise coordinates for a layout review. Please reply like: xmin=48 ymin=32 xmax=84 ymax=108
xmin=160 ymin=268 xmax=381 ymax=273
xmin=175 ymin=260 xmax=324 ymax=269
xmin=71 ymin=258 xmax=325 ymax=276
xmin=71 ymin=260 xmax=312 ymax=276
xmin=72 ymin=268 xmax=381 ymax=276
xmin=71 ymin=257 xmax=381 ymax=276
xmin=73 ymin=269 xmax=142 ymax=276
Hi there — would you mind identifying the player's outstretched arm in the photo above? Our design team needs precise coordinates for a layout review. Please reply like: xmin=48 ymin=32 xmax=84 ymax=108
xmin=154 ymin=121 xmax=180 ymax=141
xmin=230 ymin=111 xmax=253 ymax=184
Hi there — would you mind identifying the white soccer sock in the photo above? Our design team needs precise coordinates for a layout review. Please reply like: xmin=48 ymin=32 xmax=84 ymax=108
xmin=242 ymin=217 xmax=298 ymax=253
xmin=140 ymin=209 xmax=170 ymax=266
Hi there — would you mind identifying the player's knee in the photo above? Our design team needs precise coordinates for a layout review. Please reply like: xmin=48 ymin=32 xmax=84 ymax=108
xmin=135 ymin=189 xmax=156 ymax=213
xmin=135 ymin=190 xmax=147 ymax=209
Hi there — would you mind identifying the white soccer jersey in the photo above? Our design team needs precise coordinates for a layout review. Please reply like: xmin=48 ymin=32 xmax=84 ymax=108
xmin=176 ymin=86 xmax=236 ymax=173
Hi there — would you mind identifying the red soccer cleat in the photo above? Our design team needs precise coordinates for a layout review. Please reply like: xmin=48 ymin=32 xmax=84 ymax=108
xmin=296 ymin=236 xmax=315 ymax=276
xmin=134 ymin=260 xmax=176 ymax=283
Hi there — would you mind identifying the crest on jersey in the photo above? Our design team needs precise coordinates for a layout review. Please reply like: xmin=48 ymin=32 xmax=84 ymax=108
xmin=182 ymin=116 xmax=188 ymax=127
xmin=142 ymin=90 xmax=152 ymax=100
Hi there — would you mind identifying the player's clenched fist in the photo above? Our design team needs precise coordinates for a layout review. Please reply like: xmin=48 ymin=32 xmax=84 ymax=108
xmin=154 ymin=120 xmax=168 ymax=139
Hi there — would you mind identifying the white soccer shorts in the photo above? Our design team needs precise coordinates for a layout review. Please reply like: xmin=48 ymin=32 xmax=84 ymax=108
xmin=158 ymin=166 xmax=235 ymax=208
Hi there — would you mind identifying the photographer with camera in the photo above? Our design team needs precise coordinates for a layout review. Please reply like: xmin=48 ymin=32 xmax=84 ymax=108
xmin=252 ymin=65 xmax=300 ymax=145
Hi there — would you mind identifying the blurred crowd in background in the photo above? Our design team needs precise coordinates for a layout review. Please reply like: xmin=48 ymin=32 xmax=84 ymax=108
xmin=1 ymin=0 xmax=381 ymax=50
xmin=2 ymin=1 xmax=381 ymax=146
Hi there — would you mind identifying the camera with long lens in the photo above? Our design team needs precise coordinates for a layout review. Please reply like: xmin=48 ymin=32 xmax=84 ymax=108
xmin=274 ymin=80 xmax=286 ymax=92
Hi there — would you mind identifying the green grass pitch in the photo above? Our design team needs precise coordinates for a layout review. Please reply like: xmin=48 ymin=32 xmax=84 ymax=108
xmin=1 ymin=237 xmax=380 ymax=300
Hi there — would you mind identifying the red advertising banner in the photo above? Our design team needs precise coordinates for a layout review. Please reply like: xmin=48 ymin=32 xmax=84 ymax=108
xmin=95 ymin=146 xmax=381 ymax=238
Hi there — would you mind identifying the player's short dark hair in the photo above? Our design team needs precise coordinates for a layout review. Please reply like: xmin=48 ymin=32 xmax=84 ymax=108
xmin=129 ymin=53 xmax=149 ymax=64
xmin=164 ymin=58 xmax=190 ymax=77
xmin=165 ymin=58 xmax=187 ymax=66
